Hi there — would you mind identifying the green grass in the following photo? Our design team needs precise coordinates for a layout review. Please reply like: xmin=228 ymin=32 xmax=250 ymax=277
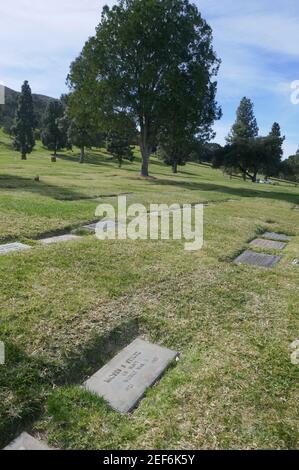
xmin=0 ymin=129 xmax=299 ymax=449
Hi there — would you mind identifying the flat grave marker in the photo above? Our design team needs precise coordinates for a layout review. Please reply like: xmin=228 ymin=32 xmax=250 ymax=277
xmin=83 ymin=338 xmax=178 ymax=413
xmin=234 ymin=250 xmax=281 ymax=268
xmin=249 ymin=238 xmax=286 ymax=250
xmin=4 ymin=432 xmax=51 ymax=451
xmin=262 ymin=232 xmax=291 ymax=242
xmin=0 ymin=242 xmax=31 ymax=255
xmin=39 ymin=234 xmax=82 ymax=245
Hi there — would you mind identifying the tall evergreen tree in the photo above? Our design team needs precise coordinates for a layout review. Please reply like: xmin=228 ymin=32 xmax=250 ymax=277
xmin=41 ymin=100 xmax=67 ymax=160
xmin=269 ymin=122 xmax=285 ymax=160
xmin=12 ymin=81 xmax=36 ymax=160
xmin=228 ymin=97 xmax=259 ymax=142
xmin=264 ymin=122 xmax=285 ymax=177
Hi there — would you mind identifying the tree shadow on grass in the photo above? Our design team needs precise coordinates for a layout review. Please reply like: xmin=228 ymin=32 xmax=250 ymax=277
xmin=145 ymin=178 xmax=299 ymax=205
xmin=0 ymin=174 xmax=91 ymax=201
xmin=0 ymin=317 xmax=139 ymax=448
xmin=0 ymin=341 xmax=55 ymax=448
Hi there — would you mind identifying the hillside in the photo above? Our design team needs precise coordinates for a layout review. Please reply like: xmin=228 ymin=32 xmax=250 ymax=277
xmin=0 ymin=86 xmax=55 ymax=133
xmin=0 ymin=129 xmax=298 ymax=449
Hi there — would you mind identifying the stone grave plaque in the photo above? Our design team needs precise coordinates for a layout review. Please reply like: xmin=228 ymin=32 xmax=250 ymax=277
xmin=40 ymin=234 xmax=81 ymax=245
xmin=262 ymin=232 xmax=291 ymax=242
xmin=4 ymin=432 xmax=51 ymax=451
xmin=234 ymin=250 xmax=281 ymax=268
xmin=0 ymin=242 xmax=31 ymax=255
xmin=83 ymin=338 xmax=178 ymax=413
xmin=249 ymin=238 xmax=286 ymax=250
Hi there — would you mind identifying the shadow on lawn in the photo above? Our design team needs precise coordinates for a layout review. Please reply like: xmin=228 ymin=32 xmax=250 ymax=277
xmin=57 ymin=151 xmax=135 ymax=169
xmin=0 ymin=317 xmax=139 ymax=448
xmin=0 ymin=175 xmax=91 ymax=201
xmin=145 ymin=178 xmax=299 ymax=205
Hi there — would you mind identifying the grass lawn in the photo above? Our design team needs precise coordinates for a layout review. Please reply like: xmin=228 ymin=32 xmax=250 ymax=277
xmin=0 ymin=129 xmax=298 ymax=449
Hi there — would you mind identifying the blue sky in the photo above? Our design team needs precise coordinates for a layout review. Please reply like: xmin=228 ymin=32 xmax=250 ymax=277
xmin=0 ymin=0 xmax=298 ymax=157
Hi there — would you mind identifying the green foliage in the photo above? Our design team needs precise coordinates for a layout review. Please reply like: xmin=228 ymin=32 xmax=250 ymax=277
xmin=280 ymin=151 xmax=299 ymax=182
xmin=265 ymin=122 xmax=285 ymax=177
xmin=12 ymin=81 xmax=36 ymax=160
xmin=66 ymin=92 xmax=100 ymax=164
xmin=41 ymin=100 xmax=67 ymax=156
xmin=189 ymin=141 xmax=222 ymax=164
xmin=106 ymin=131 xmax=134 ymax=168
xmin=213 ymin=136 xmax=280 ymax=182
xmin=68 ymin=0 xmax=221 ymax=176
xmin=217 ymin=99 xmax=284 ymax=181
xmin=228 ymin=97 xmax=259 ymax=142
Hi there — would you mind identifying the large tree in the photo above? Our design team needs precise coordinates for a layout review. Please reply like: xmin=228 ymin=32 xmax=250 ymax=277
xmin=68 ymin=0 xmax=221 ymax=177
xmin=41 ymin=100 xmax=67 ymax=160
xmin=213 ymin=136 xmax=277 ymax=183
xmin=12 ymin=81 xmax=36 ymax=160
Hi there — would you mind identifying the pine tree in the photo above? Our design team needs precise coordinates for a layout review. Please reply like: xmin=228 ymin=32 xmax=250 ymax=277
xmin=228 ymin=97 xmax=259 ymax=142
xmin=262 ymin=122 xmax=285 ymax=178
xmin=41 ymin=100 xmax=67 ymax=161
xmin=269 ymin=122 xmax=285 ymax=160
xmin=12 ymin=81 xmax=36 ymax=160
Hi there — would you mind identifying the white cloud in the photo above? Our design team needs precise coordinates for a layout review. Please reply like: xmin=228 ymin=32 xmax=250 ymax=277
xmin=0 ymin=1 xmax=113 ymax=96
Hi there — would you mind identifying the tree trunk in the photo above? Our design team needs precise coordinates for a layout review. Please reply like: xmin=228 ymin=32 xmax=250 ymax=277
xmin=251 ymin=172 xmax=258 ymax=183
xmin=172 ymin=161 xmax=178 ymax=174
xmin=140 ymin=118 xmax=151 ymax=177
xmin=79 ymin=146 xmax=85 ymax=164
xmin=21 ymin=152 xmax=27 ymax=160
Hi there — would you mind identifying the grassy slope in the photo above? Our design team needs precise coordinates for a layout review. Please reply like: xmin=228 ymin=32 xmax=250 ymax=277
xmin=0 ymin=129 xmax=298 ymax=449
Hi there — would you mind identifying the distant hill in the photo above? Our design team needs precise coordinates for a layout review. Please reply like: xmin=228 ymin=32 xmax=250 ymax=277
xmin=0 ymin=86 xmax=55 ymax=133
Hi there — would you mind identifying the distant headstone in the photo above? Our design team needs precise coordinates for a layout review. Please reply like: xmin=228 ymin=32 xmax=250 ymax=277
xmin=83 ymin=338 xmax=178 ymax=413
xmin=39 ymin=234 xmax=82 ymax=245
xmin=4 ymin=432 xmax=51 ymax=451
xmin=262 ymin=232 xmax=291 ymax=242
xmin=0 ymin=242 xmax=31 ymax=255
xmin=234 ymin=250 xmax=281 ymax=268
xmin=249 ymin=238 xmax=286 ymax=250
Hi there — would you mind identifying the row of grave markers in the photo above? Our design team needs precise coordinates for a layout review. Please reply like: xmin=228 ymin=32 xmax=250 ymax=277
xmin=234 ymin=231 xmax=292 ymax=268
xmin=0 ymin=223 xmax=102 ymax=255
